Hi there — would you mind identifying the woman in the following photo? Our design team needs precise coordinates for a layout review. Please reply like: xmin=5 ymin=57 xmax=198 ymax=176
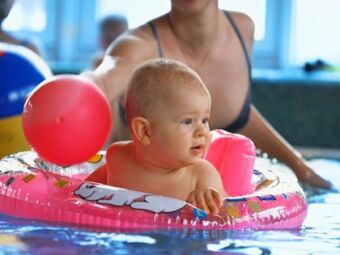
xmin=82 ymin=0 xmax=332 ymax=189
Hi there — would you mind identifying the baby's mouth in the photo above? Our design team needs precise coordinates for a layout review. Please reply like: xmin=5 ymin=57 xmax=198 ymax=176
xmin=191 ymin=145 xmax=202 ymax=149
xmin=190 ymin=144 xmax=204 ymax=154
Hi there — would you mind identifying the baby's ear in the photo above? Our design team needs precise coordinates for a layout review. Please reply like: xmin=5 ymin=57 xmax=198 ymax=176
xmin=130 ymin=117 xmax=151 ymax=145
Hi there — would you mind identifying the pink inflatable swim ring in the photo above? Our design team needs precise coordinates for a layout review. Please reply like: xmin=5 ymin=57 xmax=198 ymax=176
xmin=0 ymin=130 xmax=307 ymax=230
xmin=205 ymin=129 xmax=256 ymax=196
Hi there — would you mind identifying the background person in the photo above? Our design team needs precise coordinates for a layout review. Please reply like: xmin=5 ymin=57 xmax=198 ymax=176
xmin=92 ymin=14 xmax=128 ymax=68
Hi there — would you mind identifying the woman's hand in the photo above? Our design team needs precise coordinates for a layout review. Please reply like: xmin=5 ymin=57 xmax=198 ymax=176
xmin=294 ymin=160 xmax=333 ymax=190
xmin=187 ymin=188 xmax=223 ymax=215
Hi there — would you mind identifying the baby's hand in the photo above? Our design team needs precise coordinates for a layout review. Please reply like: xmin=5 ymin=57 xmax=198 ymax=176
xmin=187 ymin=188 xmax=223 ymax=215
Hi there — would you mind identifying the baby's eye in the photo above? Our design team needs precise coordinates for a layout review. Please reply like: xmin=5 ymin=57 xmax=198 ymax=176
xmin=202 ymin=118 xmax=209 ymax=124
xmin=181 ymin=118 xmax=193 ymax=125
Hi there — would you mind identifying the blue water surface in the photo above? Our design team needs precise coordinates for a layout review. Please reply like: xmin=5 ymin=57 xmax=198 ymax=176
xmin=0 ymin=158 xmax=339 ymax=255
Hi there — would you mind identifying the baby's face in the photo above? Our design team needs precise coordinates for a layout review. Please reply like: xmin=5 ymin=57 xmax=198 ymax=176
xmin=147 ymin=85 xmax=211 ymax=168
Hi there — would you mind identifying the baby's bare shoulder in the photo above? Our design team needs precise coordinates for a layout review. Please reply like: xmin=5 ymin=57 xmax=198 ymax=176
xmin=106 ymin=141 xmax=132 ymax=161
xmin=193 ymin=159 xmax=217 ymax=173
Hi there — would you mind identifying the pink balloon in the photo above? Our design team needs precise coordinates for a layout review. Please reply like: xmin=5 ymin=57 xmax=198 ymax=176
xmin=205 ymin=129 xmax=256 ymax=196
xmin=22 ymin=75 xmax=112 ymax=166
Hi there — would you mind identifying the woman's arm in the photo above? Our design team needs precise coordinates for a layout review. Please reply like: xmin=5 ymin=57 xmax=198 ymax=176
xmin=81 ymin=28 xmax=157 ymax=103
xmin=240 ymin=105 xmax=332 ymax=189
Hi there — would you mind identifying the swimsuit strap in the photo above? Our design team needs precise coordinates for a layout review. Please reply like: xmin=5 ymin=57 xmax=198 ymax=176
xmin=147 ymin=21 xmax=164 ymax=58
xmin=222 ymin=11 xmax=252 ymax=133
xmin=223 ymin=11 xmax=252 ymax=82
xmin=118 ymin=22 xmax=163 ymax=126
xmin=119 ymin=100 xmax=128 ymax=125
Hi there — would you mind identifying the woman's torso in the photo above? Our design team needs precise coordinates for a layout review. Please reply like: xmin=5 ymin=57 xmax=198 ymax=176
xmin=148 ymin=11 xmax=252 ymax=130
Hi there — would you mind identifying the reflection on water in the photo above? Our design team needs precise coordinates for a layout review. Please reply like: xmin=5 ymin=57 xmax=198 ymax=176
xmin=0 ymin=158 xmax=339 ymax=255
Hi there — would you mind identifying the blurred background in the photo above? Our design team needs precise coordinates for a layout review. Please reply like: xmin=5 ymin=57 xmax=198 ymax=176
xmin=2 ymin=0 xmax=340 ymax=156
xmin=6 ymin=0 xmax=340 ymax=71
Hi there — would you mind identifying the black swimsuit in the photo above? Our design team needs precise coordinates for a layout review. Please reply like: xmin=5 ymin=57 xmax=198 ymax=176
xmin=120 ymin=11 xmax=252 ymax=133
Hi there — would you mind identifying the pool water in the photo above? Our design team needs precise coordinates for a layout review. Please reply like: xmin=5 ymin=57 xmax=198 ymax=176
xmin=0 ymin=158 xmax=339 ymax=255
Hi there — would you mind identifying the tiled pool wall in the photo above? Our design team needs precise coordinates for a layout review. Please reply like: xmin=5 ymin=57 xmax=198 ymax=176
xmin=252 ymin=73 xmax=340 ymax=150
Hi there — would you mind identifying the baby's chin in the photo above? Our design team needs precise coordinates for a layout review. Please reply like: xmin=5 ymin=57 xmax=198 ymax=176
xmin=180 ymin=155 xmax=204 ymax=166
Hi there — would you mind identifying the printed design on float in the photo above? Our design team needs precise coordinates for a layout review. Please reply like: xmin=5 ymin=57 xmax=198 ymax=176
xmin=22 ymin=173 xmax=36 ymax=183
xmin=257 ymin=195 xmax=276 ymax=201
xmin=223 ymin=194 xmax=280 ymax=217
xmin=225 ymin=204 xmax=241 ymax=218
xmin=0 ymin=155 xmax=32 ymax=174
xmin=193 ymin=208 xmax=207 ymax=219
xmin=248 ymin=201 xmax=261 ymax=212
xmin=281 ymin=193 xmax=289 ymax=199
xmin=75 ymin=182 xmax=186 ymax=213
xmin=86 ymin=154 xmax=104 ymax=163
xmin=55 ymin=179 xmax=69 ymax=188
xmin=5 ymin=177 xmax=14 ymax=186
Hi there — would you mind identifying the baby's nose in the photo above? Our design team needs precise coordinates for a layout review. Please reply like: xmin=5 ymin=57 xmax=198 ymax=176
xmin=195 ymin=123 xmax=209 ymax=137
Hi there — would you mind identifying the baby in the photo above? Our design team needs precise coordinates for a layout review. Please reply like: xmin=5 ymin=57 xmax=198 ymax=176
xmin=87 ymin=59 xmax=226 ymax=214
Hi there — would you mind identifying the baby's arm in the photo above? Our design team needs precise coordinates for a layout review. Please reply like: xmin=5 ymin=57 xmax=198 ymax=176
xmin=85 ymin=164 xmax=108 ymax=184
xmin=86 ymin=141 xmax=130 ymax=185
xmin=187 ymin=160 xmax=226 ymax=214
